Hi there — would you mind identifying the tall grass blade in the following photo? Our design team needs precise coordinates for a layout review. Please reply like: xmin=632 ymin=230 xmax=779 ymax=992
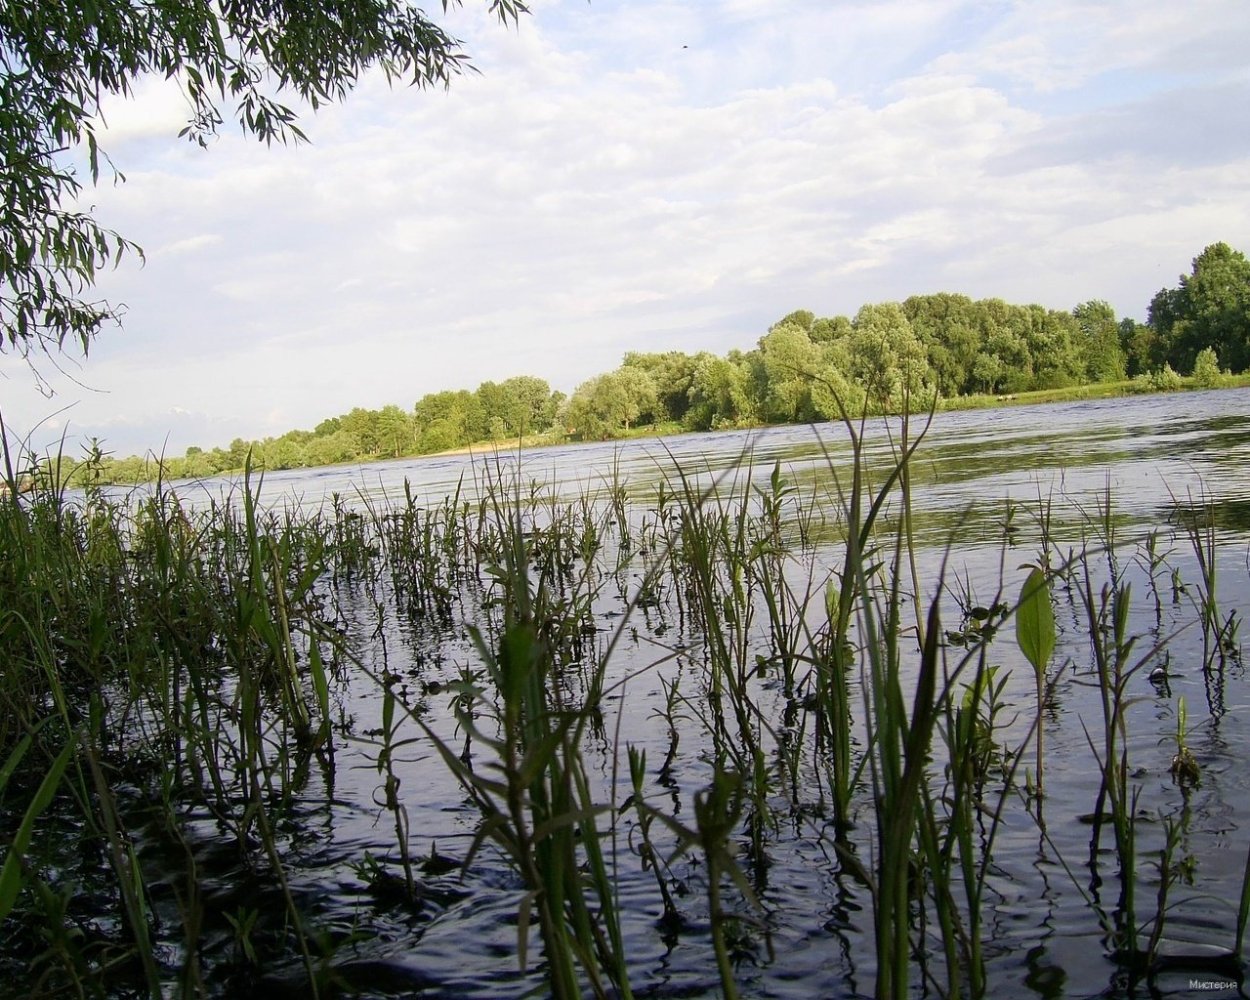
xmin=0 ymin=727 xmax=78 ymax=922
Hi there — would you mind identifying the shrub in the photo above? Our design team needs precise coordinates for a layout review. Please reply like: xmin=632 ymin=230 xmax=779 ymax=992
xmin=1192 ymin=347 xmax=1222 ymax=388
xmin=1149 ymin=363 xmax=1184 ymax=391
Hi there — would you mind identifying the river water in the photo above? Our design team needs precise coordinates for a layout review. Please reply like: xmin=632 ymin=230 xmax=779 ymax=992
xmin=128 ymin=390 xmax=1250 ymax=997
xmin=245 ymin=388 xmax=1250 ymax=529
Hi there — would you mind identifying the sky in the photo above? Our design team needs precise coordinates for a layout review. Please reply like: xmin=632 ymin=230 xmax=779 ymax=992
xmin=3 ymin=0 xmax=1249 ymax=458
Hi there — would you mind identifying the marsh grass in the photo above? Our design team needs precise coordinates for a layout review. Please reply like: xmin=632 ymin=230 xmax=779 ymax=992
xmin=2 ymin=416 xmax=1250 ymax=999
xmin=0 ymin=443 xmax=347 ymax=997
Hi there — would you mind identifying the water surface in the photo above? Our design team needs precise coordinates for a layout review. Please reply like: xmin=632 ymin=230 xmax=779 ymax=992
xmin=79 ymin=390 xmax=1250 ymax=997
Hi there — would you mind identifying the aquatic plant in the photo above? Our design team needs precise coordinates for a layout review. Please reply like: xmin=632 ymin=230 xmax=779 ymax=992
xmin=2 ymin=407 xmax=1250 ymax=999
xmin=1016 ymin=564 xmax=1056 ymax=799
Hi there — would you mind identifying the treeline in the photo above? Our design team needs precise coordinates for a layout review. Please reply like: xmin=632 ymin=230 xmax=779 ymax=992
xmin=63 ymin=376 xmax=570 ymax=485
xmin=53 ymin=242 xmax=1250 ymax=485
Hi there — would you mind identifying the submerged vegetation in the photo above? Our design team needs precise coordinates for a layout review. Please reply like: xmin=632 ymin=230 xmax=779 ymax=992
xmin=2 ymin=397 xmax=1249 ymax=998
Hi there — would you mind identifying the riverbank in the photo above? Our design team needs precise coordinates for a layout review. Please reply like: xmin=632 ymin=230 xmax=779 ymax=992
xmin=936 ymin=371 xmax=1250 ymax=411
xmin=32 ymin=373 xmax=1250 ymax=488
xmin=428 ymin=372 xmax=1250 ymax=459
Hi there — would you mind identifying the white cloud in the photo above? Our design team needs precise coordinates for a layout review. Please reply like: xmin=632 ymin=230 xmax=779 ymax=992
xmin=157 ymin=233 xmax=223 ymax=256
xmin=93 ymin=74 xmax=192 ymax=144
xmin=5 ymin=0 xmax=1250 ymax=457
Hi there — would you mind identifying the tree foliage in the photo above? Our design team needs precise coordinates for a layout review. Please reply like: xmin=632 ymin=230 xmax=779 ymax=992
xmin=1192 ymin=346 xmax=1222 ymax=388
xmin=756 ymin=322 xmax=820 ymax=421
xmin=564 ymin=368 xmax=659 ymax=440
xmin=1148 ymin=243 xmax=1250 ymax=374
xmin=847 ymin=303 xmax=930 ymax=405
xmin=0 ymin=0 xmax=527 ymax=360
xmin=687 ymin=352 xmax=755 ymax=430
xmin=1073 ymin=300 xmax=1127 ymax=382
xmin=621 ymin=351 xmax=698 ymax=423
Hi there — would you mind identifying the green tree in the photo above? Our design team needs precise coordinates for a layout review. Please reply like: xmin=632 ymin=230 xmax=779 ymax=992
xmin=478 ymin=375 xmax=556 ymax=436
xmin=1073 ymin=300 xmax=1127 ymax=382
xmin=1 ymin=0 xmax=526 ymax=359
xmin=1024 ymin=306 xmax=1085 ymax=390
xmin=340 ymin=407 xmax=382 ymax=455
xmin=621 ymin=352 xmax=698 ymax=423
xmin=974 ymin=302 xmax=1033 ymax=393
xmin=1150 ymin=243 xmax=1250 ymax=373
xmin=259 ymin=436 xmax=306 ymax=470
xmin=414 ymin=389 xmax=484 ymax=452
xmin=182 ymin=449 xmax=216 ymax=479
xmin=499 ymin=375 xmax=557 ymax=434
xmin=475 ymin=381 xmax=510 ymax=431
xmin=1192 ymin=346 xmax=1222 ymax=388
xmin=847 ymin=303 xmax=932 ymax=407
xmin=615 ymin=366 xmax=661 ymax=428
xmin=564 ymin=368 xmax=658 ymax=439
xmin=809 ymin=314 xmax=852 ymax=344
xmin=770 ymin=309 xmax=815 ymax=333
xmin=686 ymin=352 xmax=755 ymax=430
xmin=1119 ymin=317 xmax=1162 ymax=377
xmin=1146 ymin=362 xmax=1184 ymax=391
xmin=971 ymin=352 xmax=1006 ymax=395
xmin=305 ymin=429 xmax=360 ymax=466
xmin=902 ymin=293 xmax=983 ymax=395
xmin=226 ymin=437 xmax=251 ymax=469
xmin=809 ymin=336 xmax=866 ymax=420
xmin=1147 ymin=284 xmax=1186 ymax=368
xmin=376 ymin=404 xmax=413 ymax=457
xmin=758 ymin=322 xmax=821 ymax=421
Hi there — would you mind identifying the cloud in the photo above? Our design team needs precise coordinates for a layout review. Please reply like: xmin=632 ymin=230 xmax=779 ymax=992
xmin=992 ymin=81 xmax=1250 ymax=172
xmin=929 ymin=1 xmax=1250 ymax=96
xmin=156 ymin=233 xmax=224 ymax=256
xmin=93 ymin=74 xmax=192 ymax=145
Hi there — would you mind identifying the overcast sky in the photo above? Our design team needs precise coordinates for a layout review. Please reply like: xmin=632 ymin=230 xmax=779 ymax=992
xmin=3 ymin=0 xmax=1249 ymax=458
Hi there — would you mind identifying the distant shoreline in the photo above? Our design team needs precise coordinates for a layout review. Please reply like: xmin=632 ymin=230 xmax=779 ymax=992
xmin=422 ymin=375 xmax=1250 ymax=461
xmin=35 ymin=375 xmax=1250 ymax=489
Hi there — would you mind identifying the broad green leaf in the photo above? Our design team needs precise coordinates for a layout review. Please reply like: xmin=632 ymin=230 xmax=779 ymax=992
xmin=1016 ymin=567 xmax=1056 ymax=676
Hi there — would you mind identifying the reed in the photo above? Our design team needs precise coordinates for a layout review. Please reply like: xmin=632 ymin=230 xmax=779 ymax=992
xmin=1173 ymin=488 xmax=1241 ymax=723
xmin=661 ymin=450 xmax=777 ymax=869
xmin=3 ymin=409 xmax=1250 ymax=998
xmin=0 ymin=438 xmax=350 ymax=995
xmin=1076 ymin=566 xmax=1146 ymax=962
xmin=802 ymin=394 xmax=1022 ymax=1000
xmin=370 ymin=463 xmax=636 ymax=1000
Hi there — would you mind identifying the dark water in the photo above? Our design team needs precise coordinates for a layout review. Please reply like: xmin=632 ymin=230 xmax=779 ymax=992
xmin=109 ymin=391 xmax=1250 ymax=997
